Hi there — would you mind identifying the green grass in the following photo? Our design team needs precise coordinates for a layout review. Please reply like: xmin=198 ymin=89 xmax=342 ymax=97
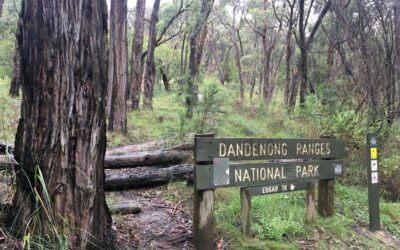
xmin=164 ymin=181 xmax=400 ymax=249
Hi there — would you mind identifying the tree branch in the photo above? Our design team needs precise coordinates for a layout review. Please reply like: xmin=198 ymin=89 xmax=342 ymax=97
xmin=141 ymin=0 xmax=188 ymax=60
xmin=304 ymin=0 xmax=315 ymax=31
xmin=306 ymin=0 xmax=331 ymax=48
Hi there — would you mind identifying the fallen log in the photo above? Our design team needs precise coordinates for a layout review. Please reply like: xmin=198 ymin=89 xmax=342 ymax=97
xmin=109 ymin=203 xmax=141 ymax=215
xmin=0 ymin=155 xmax=14 ymax=170
xmin=105 ymin=164 xmax=193 ymax=191
xmin=1 ymin=150 xmax=192 ymax=170
xmin=104 ymin=150 xmax=191 ymax=169
xmin=106 ymin=140 xmax=166 ymax=156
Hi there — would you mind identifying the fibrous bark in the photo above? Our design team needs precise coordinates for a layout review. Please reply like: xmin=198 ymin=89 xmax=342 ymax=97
xmin=8 ymin=1 xmax=112 ymax=249
xmin=130 ymin=0 xmax=146 ymax=110
xmin=109 ymin=0 xmax=128 ymax=133
xmin=105 ymin=164 xmax=193 ymax=190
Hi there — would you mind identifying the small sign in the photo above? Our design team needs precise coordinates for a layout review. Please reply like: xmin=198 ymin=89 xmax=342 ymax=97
xmin=371 ymin=172 xmax=378 ymax=184
xmin=371 ymin=160 xmax=378 ymax=171
xmin=245 ymin=182 xmax=308 ymax=196
xmin=370 ymin=148 xmax=377 ymax=159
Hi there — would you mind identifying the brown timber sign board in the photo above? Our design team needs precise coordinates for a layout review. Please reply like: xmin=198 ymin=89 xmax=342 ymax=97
xmin=194 ymin=138 xmax=345 ymax=190
xmin=195 ymin=159 xmax=343 ymax=190
xmin=195 ymin=138 xmax=345 ymax=162
xmin=193 ymin=136 xmax=345 ymax=249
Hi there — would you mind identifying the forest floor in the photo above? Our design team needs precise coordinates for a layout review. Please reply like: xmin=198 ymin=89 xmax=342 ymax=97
xmin=110 ymin=187 xmax=194 ymax=249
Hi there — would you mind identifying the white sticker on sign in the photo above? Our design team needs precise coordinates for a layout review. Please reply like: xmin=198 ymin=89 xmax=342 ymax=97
xmin=371 ymin=172 xmax=378 ymax=184
xmin=371 ymin=160 xmax=378 ymax=171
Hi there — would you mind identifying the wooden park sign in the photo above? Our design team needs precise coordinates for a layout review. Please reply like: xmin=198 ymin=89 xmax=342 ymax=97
xmin=195 ymin=138 xmax=345 ymax=162
xmin=193 ymin=135 xmax=345 ymax=249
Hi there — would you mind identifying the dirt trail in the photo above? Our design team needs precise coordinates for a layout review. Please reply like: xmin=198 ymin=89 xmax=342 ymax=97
xmin=111 ymin=188 xmax=194 ymax=249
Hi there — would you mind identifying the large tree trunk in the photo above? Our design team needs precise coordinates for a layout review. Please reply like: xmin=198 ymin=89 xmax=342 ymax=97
xmin=143 ymin=0 xmax=161 ymax=109
xmin=109 ymin=0 xmax=128 ymax=133
xmin=130 ymin=0 xmax=146 ymax=110
xmin=186 ymin=0 xmax=214 ymax=118
xmin=8 ymin=1 xmax=112 ymax=249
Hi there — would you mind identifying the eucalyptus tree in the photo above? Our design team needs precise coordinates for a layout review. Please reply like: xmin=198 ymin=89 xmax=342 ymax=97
xmin=296 ymin=0 xmax=331 ymax=106
xmin=245 ymin=0 xmax=282 ymax=104
xmin=186 ymin=0 xmax=215 ymax=118
xmin=142 ymin=0 xmax=187 ymax=108
xmin=8 ymin=0 xmax=112 ymax=248
xmin=130 ymin=0 xmax=146 ymax=110
xmin=109 ymin=0 xmax=128 ymax=133
xmin=218 ymin=2 xmax=246 ymax=104
xmin=143 ymin=0 xmax=161 ymax=108
xmin=280 ymin=0 xmax=298 ymax=107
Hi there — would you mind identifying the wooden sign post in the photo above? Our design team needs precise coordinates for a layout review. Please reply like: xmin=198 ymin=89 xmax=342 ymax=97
xmin=318 ymin=136 xmax=336 ymax=217
xmin=367 ymin=134 xmax=380 ymax=231
xmin=193 ymin=134 xmax=215 ymax=250
xmin=193 ymin=137 xmax=345 ymax=247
